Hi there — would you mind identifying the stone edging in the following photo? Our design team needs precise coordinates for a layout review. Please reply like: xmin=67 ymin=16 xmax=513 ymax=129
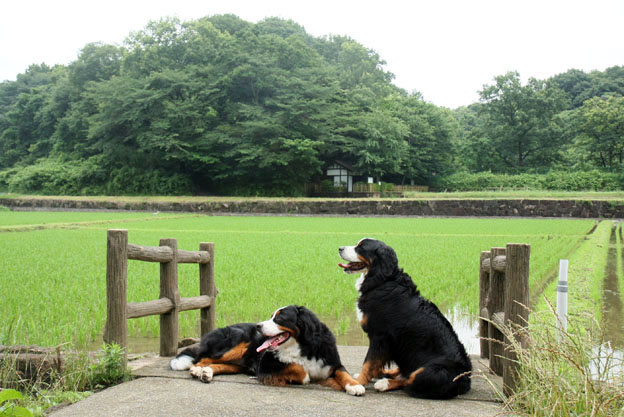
xmin=1 ymin=198 xmax=624 ymax=218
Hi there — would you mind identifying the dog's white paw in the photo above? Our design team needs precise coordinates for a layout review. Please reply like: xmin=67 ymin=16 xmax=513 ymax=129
xmin=346 ymin=383 xmax=365 ymax=396
xmin=190 ymin=365 xmax=213 ymax=382
xmin=189 ymin=366 xmax=202 ymax=379
xmin=374 ymin=378 xmax=390 ymax=392
xmin=302 ymin=373 xmax=311 ymax=385
xmin=199 ymin=366 xmax=213 ymax=383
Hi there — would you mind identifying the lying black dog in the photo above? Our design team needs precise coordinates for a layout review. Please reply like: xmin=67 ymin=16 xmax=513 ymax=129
xmin=339 ymin=238 xmax=472 ymax=399
xmin=170 ymin=305 xmax=364 ymax=396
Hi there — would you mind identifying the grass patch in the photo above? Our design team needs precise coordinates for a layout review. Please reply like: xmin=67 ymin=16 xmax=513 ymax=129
xmin=503 ymin=303 xmax=624 ymax=416
xmin=0 ymin=343 xmax=130 ymax=416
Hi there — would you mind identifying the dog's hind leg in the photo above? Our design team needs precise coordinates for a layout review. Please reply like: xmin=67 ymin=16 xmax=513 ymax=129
xmin=190 ymin=363 xmax=246 ymax=383
xmin=403 ymin=362 xmax=470 ymax=399
xmin=381 ymin=367 xmax=401 ymax=378
xmin=261 ymin=363 xmax=309 ymax=386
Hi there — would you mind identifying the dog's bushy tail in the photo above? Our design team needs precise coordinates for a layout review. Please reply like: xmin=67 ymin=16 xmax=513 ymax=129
xmin=404 ymin=358 xmax=471 ymax=399
xmin=169 ymin=344 xmax=201 ymax=371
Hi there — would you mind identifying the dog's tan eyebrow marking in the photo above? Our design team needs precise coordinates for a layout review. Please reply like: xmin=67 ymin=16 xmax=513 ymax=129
xmin=271 ymin=306 xmax=287 ymax=320
xmin=277 ymin=324 xmax=297 ymax=337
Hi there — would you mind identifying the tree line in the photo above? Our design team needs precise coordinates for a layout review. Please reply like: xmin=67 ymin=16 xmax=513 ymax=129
xmin=0 ymin=14 xmax=622 ymax=195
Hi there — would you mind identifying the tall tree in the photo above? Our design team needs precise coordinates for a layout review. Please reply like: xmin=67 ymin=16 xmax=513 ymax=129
xmin=478 ymin=72 xmax=567 ymax=171
xmin=575 ymin=96 xmax=624 ymax=170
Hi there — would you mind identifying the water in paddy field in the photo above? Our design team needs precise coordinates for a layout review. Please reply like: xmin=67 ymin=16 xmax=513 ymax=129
xmin=603 ymin=224 xmax=624 ymax=349
xmin=89 ymin=336 xmax=160 ymax=354
xmin=587 ymin=222 xmax=624 ymax=381
xmin=446 ymin=306 xmax=481 ymax=355
xmin=324 ymin=306 xmax=480 ymax=354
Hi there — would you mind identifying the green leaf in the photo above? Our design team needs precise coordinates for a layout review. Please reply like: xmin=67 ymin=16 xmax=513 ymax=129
xmin=11 ymin=407 xmax=34 ymax=417
xmin=0 ymin=390 xmax=23 ymax=404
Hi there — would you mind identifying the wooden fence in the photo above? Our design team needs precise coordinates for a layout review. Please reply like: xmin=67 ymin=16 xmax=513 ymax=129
xmin=104 ymin=229 xmax=217 ymax=360
xmin=479 ymin=243 xmax=530 ymax=396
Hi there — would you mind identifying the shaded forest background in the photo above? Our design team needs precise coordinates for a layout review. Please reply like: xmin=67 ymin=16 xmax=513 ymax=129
xmin=1 ymin=15 xmax=623 ymax=195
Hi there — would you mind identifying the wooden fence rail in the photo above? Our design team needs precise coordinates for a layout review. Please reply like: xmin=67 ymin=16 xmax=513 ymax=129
xmin=104 ymin=229 xmax=217 ymax=361
xmin=479 ymin=243 xmax=530 ymax=396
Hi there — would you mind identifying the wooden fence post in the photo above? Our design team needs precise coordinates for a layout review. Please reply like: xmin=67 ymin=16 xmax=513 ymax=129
xmin=199 ymin=242 xmax=216 ymax=335
xmin=487 ymin=247 xmax=506 ymax=376
xmin=503 ymin=243 xmax=530 ymax=396
xmin=479 ymin=251 xmax=491 ymax=359
xmin=104 ymin=229 xmax=128 ymax=363
xmin=159 ymin=238 xmax=179 ymax=357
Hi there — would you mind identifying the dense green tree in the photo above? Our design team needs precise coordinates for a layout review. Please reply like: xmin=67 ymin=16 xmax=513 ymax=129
xmin=575 ymin=96 xmax=624 ymax=170
xmin=550 ymin=66 xmax=624 ymax=109
xmin=2 ymin=14 xmax=623 ymax=195
xmin=477 ymin=72 xmax=567 ymax=171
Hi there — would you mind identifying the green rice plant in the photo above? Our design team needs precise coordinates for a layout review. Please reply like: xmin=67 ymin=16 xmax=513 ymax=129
xmin=0 ymin=211 xmax=193 ymax=231
xmin=0 ymin=214 xmax=595 ymax=349
xmin=502 ymin=301 xmax=624 ymax=417
xmin=535 ymin=220 xmax=612 ymax=323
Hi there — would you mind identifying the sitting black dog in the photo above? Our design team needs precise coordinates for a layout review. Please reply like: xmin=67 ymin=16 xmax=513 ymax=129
xmin=339 ymin=238 xmax=472 ymax=399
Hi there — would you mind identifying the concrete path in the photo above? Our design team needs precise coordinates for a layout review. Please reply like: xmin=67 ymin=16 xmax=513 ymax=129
xmin=49 ymin=346 xmax=504 ymax=417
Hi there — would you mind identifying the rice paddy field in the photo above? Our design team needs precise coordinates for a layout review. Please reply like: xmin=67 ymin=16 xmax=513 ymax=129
xmin=0 ymin=211 xmax=597 ymax=352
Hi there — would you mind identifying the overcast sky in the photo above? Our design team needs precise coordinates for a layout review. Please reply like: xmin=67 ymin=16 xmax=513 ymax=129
xmin=2 ymin=0 xmax=623 ymax=108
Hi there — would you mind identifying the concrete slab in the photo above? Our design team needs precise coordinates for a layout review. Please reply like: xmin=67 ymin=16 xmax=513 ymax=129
xmin=49 ymin=346 xmax=504 ymax=417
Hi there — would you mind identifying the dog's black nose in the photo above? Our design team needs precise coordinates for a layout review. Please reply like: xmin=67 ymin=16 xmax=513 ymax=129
xmin=339 ymin=246 xmax=345 ymax=253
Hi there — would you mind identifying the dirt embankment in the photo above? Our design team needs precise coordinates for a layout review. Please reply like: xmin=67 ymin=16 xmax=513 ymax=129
xmin=2 ymin=197 xmax=624 ymax=218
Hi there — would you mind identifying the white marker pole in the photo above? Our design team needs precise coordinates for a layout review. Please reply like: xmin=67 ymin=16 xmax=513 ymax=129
xmin=556 ymin=259 xmax=569 ymax=339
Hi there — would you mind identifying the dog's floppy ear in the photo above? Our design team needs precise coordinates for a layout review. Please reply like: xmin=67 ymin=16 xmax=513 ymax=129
xmin=295 ymin=306 xmax=319 ymax=339
xmin=373 ymin=245 xmax=398 ymax=278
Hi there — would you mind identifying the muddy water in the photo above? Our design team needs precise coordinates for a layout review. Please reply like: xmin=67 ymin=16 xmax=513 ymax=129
xmin=89 ymin=336 xmax=160 ymax=354
xmin=603 ymin=225 xmax=624 ymax=348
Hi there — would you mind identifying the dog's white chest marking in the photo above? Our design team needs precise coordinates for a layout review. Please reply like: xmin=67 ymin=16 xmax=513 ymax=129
xmin=355 ymin=273 xmax=365 ymax=322
xmin=276 ymin=340 xmax=331 ymax=381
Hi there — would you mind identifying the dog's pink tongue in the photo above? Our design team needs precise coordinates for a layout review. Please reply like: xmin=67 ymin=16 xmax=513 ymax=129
xmin=256 ymin=339 xmax=273 ymax=353
xmin=256 ymin=334 xmax=282 ymax=353
xmin=338 ymin=263 xmax=349 ymax=269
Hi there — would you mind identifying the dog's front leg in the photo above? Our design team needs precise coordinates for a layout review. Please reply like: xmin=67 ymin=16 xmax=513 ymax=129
xmin=333 ymin=366 xmax=365 ymax=396
xmin=356 ymin=344 xmax=389 ymax=386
